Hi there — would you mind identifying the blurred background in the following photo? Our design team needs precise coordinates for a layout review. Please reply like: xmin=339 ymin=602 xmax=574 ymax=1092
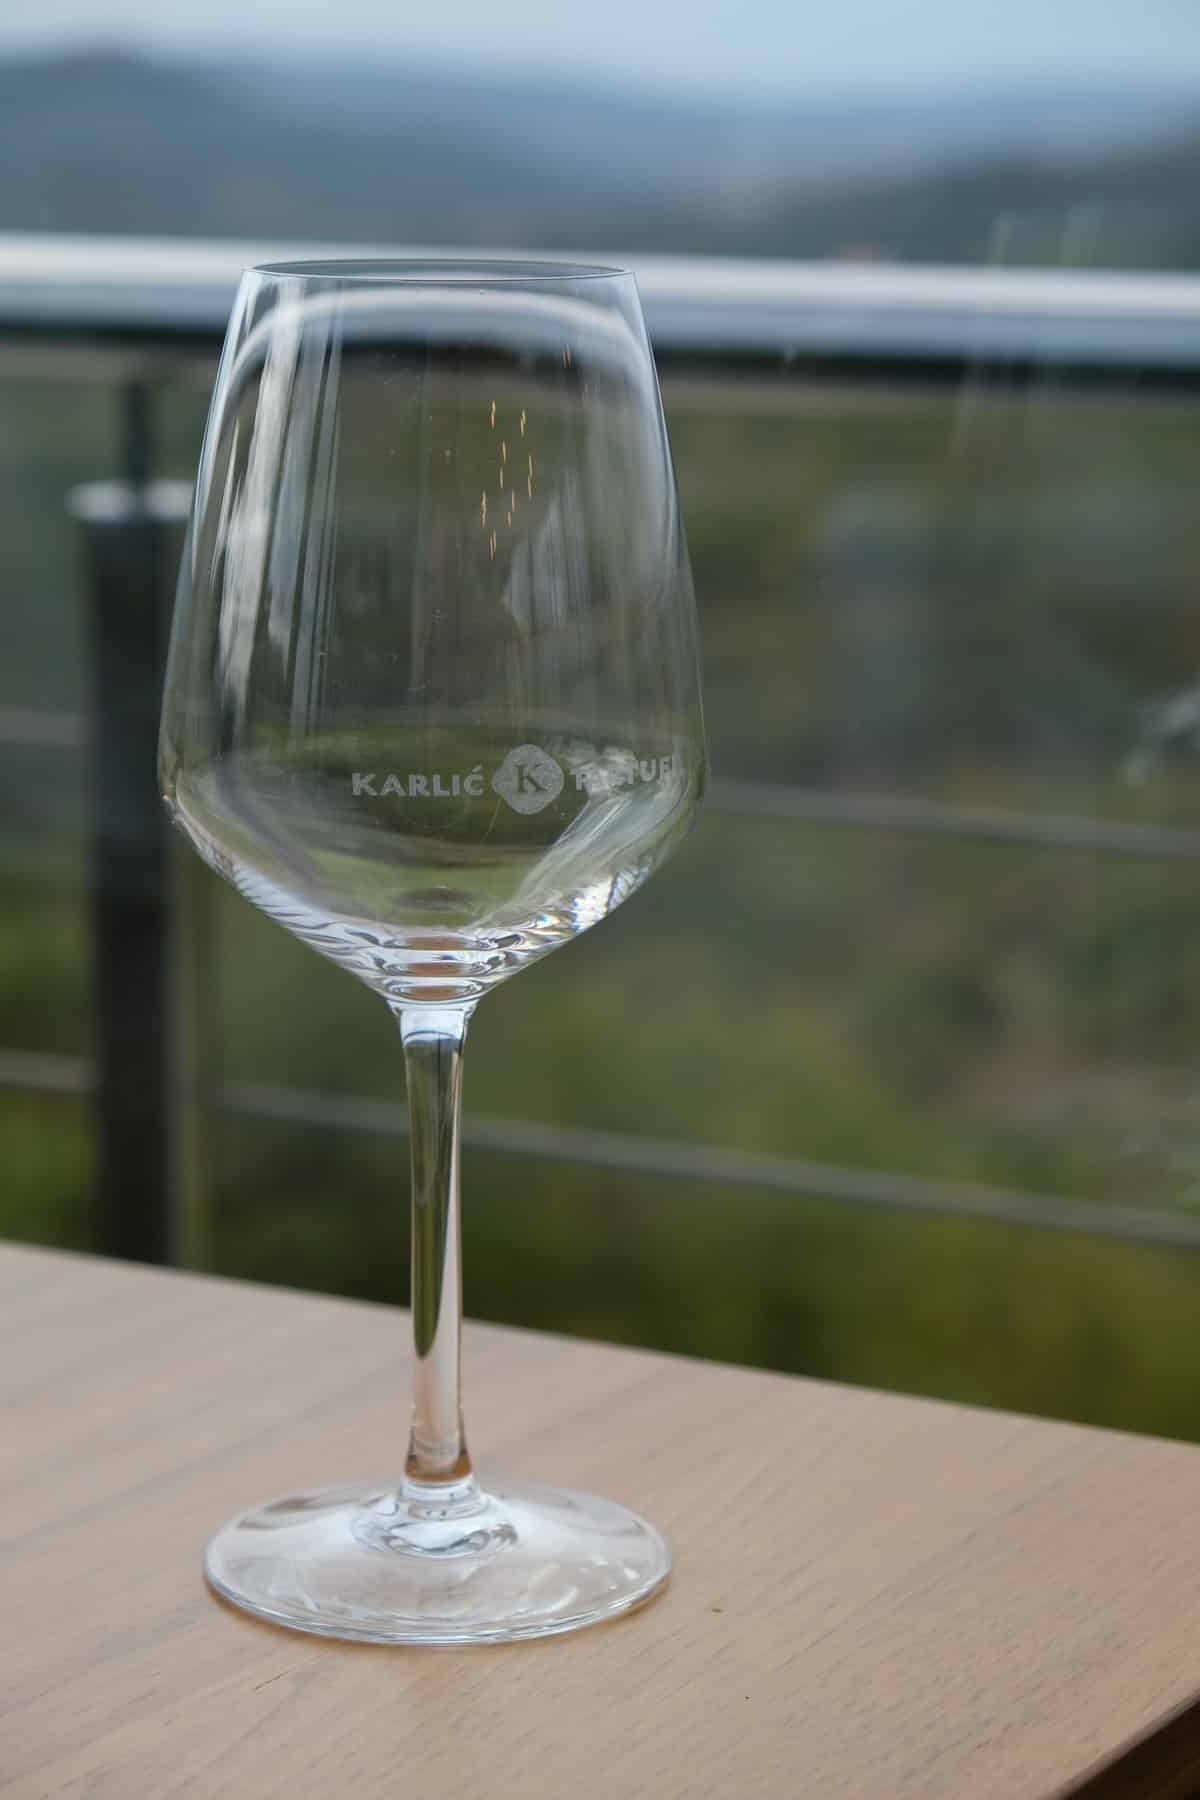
xmin=5 ymin=1 xmax=1200 ymax=1439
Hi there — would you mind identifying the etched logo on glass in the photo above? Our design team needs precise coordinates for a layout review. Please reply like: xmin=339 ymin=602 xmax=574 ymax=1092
xmin=491 ymin=744 xmax=565 ymax=815
xmin=347 ymin=745 xmax=679 ymax=808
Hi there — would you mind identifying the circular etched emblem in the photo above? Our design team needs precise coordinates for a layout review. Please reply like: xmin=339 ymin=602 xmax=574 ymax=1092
xmin=492 ymin=744 xmax=564 ymax=815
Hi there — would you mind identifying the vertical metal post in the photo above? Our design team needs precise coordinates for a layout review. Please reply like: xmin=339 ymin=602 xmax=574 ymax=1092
xmin=69 ymin=381 xmax=192 ymax=1264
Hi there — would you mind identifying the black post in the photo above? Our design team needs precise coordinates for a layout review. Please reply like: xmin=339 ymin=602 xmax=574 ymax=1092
xmin=70 ymin=383 xmax=191 ymax=1264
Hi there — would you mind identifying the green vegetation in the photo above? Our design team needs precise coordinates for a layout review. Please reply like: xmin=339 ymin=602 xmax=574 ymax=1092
xmin=5 ymin=365 xmax=1200 ymax=1443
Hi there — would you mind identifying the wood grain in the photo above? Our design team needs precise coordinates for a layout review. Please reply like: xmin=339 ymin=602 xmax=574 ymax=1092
xmin=4 ymin=1242 xmax=1200 ymax=1799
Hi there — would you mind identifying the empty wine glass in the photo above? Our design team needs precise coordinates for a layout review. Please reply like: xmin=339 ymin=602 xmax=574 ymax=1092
xmin=160 ymin=259 xmax=706 ymax=1643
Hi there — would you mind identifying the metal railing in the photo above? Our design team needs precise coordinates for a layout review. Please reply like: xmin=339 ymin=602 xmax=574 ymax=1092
xmin=5 ymin=233 xmax=1200 ymax=370
xmin=5 ymin=233 xmax=1200 ymax=1263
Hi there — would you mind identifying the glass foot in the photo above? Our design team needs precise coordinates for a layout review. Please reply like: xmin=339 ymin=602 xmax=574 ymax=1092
xmin=204 ymin=1478 xmax=671 ymax=1644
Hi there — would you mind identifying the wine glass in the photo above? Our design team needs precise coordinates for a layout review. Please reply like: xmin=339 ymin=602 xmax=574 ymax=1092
xmin=159 ymin=259 xmax=706 ymax=1644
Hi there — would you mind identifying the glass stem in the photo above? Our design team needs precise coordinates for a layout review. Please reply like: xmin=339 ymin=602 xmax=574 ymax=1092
xmin=397 ymin=1004 xmax=477 ymax=1501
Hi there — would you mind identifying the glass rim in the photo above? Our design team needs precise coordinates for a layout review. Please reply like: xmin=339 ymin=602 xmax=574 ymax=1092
xmin=249 ymin=257 xmax=633 ymax=286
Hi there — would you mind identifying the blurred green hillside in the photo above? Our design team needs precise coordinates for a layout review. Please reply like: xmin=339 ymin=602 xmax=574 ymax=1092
xmin=5 ymin=363 xmax=1200 ymax=1442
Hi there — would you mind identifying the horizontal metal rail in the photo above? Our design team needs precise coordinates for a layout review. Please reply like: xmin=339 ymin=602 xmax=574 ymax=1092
xmin=223 ymin=1080 xmax=1200 ymax=1252
xmin=0 ymin=1049 xmax=92 ymax=1096
xmin=2 ymin=234 xmax=1200 ymax=372
xmin=5 ymin=709 xmax=1200 ymax=859
xmin=707 ymin=780 xmax=1200 ymax=859
xmin=0 ymin=707 xmax=87 ymax=751
xmin=4 ymin=1048 xmax=1200 ymax=1254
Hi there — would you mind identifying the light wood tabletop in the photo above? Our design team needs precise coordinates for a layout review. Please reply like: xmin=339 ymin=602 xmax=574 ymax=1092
xmin=4 ymin=1242 xmax=1200 ymax=1799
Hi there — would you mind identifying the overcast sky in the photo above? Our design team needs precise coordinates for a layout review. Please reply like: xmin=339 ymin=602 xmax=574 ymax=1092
xmin=2 ymin=0 xmax=1198 ymax=98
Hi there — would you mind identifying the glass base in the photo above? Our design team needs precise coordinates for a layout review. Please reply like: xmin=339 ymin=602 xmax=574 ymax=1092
xmin=204 ymin=1478 xmax=671 ymax=1644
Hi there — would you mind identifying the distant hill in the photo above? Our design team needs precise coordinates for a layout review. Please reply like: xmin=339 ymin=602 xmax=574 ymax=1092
xmin=2 ymin=48 xmax=1198 ymax=267
xmin=720 ymin=132 xmax=1200 ymax=269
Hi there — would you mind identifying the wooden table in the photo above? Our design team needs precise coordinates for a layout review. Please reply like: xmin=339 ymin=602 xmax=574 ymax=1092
xmin=5 ymin=1243 xmax=1200 ymax=1799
